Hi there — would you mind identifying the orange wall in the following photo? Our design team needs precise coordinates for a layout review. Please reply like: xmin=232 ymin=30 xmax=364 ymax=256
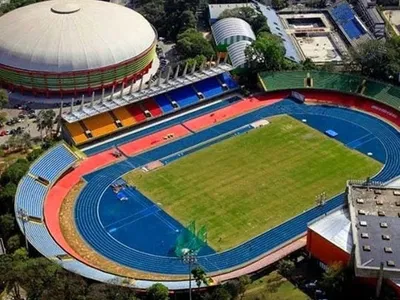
xmin=307 ymin=229 xmax=350 ymax=265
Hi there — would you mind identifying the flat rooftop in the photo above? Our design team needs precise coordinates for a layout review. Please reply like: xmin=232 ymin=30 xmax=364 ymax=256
xmin=383 ymin=10 xmax=400 ymax=36
xmin=279 ymin=12 xmax=348 ymax=64
xmin=296 ymin=35 xmax=342 ymax=63
xmin=348 ymin=182 xmax=400 ymax=278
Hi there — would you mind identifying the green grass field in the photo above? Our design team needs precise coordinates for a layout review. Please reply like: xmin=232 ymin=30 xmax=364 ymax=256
xmin=124 ymin=116 xmax=381 ymax=251
xmin=243 ymin=271 xmax=309 ymax=300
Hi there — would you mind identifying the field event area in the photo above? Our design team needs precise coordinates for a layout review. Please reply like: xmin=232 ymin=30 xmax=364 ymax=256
xmin=124 ymin=115 xmax=381 ymax=251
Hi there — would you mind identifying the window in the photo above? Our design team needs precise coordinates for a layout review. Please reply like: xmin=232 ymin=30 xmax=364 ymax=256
xmin=358 ymin=209 xmax=366 ymax=215
xmin=361 ymin=233 xmax=369 ymax=239
xmin=357 ymin=198 xmax=364 ymax=204
xmin=384 ymin=247 xmax=393 ymax=253
xmin=378 ymin=210 xmax=385 ymax=216
xmin=382 ymin=234 xmax=390 ymax=240
xmin=363 ymin=245 xmax=371 ymax=251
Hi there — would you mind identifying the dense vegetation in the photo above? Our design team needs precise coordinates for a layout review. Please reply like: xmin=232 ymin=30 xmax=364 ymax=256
xmin=0 ymin=0 xmax=44 ymax=15
xmin=136 ymin=0 xmax=202 ymax=40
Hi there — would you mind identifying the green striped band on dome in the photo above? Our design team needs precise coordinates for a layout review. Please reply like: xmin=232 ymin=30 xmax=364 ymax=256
xmin=0 ymin=45 xmax=156 ymax=93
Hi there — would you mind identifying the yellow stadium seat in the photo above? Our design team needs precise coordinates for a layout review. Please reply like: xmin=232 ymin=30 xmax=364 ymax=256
xmin=113 ymin=107 xmax=137 ymax=127
xmin=66 ymin=122 xmax=88 ymax=145
xmin=83 ymin=112 xmax=117 ymax=138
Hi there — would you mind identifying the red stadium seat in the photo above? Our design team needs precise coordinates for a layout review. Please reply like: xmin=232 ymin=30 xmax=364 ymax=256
xmin=142 ymin=98 xmax=163 ymax=118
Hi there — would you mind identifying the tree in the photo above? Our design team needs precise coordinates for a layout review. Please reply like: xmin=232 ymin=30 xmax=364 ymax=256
xmin=0 ymin=182 xmax=17 ymax=214
xmin=219 ymin=7 xmax=270 ymax=35
xmin=0 ymin=112 xmax=7 ymax=124
xmin=0 ymin=89 xmax=8 ymax=109
xmin=27 ymin=148 xmax=45 ymax=162
xmin=6 ymin=235 xmax=21 ymax=253
xmin=0 ymin=158 xmax=29 ymax=185
xmin=245 ymin=32 xmax=286 ymax=73
xmin=191 ymin=266 xmax=209 ymax=288
xmin=271 ymin=0 xmax=287 ymax=10
xmin=146 ymin=283 xmax=169 ymax=300
xmin=204 ymin=286 xmax=232 ymax=300
xmin=0 ymin=213 xmax=16 ymax=240
xmin=277 ymin=259 xmax=295 ymax=278
xmin=237 ymin=275 xmax=251 ymax=299
xmin=301 ymin=58 xmax=317 ymax=70
xmin=180 ymin=10 xmax=197 ymax=33
xmin=176 ymin=29 xmax=214 ymax=60
xmin=320 ymin=262 xmax=346 ymax=298
xmin=37 ymin=109 xmax=56 ymax=140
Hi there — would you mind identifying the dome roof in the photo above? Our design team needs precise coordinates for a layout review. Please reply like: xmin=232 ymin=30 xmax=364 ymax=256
xmin=0 ymin=0 xmax=156 ymax=73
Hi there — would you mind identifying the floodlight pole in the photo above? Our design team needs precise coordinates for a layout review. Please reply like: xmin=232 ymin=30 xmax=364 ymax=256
xmin=17 ymin=208 xmax=29 ymax=254
xmin=183 ymin=250 xmax=197 ymax=300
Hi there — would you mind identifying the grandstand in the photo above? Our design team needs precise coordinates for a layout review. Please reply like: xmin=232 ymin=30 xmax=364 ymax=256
xmin=258 ymin=71 xmax=400 ymax=111
xmin=63 ymin=71 xmax=239 ymax=146
xmin=329 ymin=1 xmax=373 ymax=45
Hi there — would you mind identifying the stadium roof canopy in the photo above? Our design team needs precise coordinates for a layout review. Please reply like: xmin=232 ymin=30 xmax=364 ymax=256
xmin=211 ymin=17 xmax=256 ymax=47
xmin=256 ymin=3 xmax=301 ymax=62
xmin=227 ymin=40 xmax=252 ymax=69
xmin=0 ymin=0 xmax=156 ymax=73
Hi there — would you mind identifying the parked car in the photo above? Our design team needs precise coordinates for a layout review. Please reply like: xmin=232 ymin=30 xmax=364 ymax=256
xmin=28 ymin=112 xmax=36 ymax=119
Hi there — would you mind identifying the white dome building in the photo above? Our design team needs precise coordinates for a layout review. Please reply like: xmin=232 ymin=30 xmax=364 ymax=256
xmin=0 ymin=0 xmax=157 ymax=97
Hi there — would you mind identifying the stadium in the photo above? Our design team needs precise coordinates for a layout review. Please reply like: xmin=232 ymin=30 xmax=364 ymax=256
xmin=0 ymin=0 xmax=157 ymax=98
xmin=14 ymin=69 xmax=400 ymax=291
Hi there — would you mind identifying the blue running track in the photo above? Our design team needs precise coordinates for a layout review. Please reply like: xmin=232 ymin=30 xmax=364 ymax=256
xmin=75 ymin=100 xmax=400 ymax=275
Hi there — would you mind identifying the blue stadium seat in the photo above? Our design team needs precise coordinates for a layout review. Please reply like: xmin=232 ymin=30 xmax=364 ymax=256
xmin=24 ymin=221 xmax=65 ymax=256
xmin=167 ymin=86 xmax=199 ymax=108
xmin=154 ymin=94 xmax=175 ymax=113
xmin=194 ymin=78 xmax=224 ymax=99
xmin=16 ymin=176 xmax=47 ymax=218
xmin=30 ymin=144 xmax=77 ymax=182
xmin=219 ymin=72 xmax=239 ymax=90
xmin=330 ymin=3 xmax=365 ymax=40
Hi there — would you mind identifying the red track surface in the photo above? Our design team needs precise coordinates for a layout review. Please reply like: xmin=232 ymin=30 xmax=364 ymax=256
xmin=119 ymin=125 xmax=191 ymax=156
xmin=45 ymin=149 xmax=118 ymax=263
xmin=183 ymin=95 xmax=283 ymax=131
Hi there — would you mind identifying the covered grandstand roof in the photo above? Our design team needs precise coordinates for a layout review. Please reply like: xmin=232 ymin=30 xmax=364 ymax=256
xmin=211 ymin=17 xmax=256 ymax=46
xmin=0 ymin=0 xmax=156 ymax=72
xmin=227 ymin=40 xmax=252 ymax=69
xmin=309 ymin=209 xmax=353 ymax=253
xmin=256 ymin=3 xmax=301 ymax=62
